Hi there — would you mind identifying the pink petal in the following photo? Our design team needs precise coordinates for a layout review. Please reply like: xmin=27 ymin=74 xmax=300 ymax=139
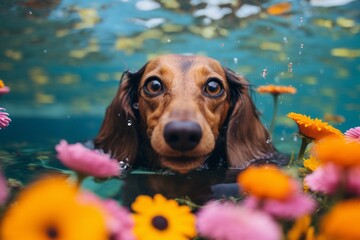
xmin=0 ymin=170 xmax=8 ymax=205
xmin=345 ymin=126 xmax=360 ymax=143
xmin=197 ymin=201 xmax=281 ymax=240
xmin=347 ymin=167 xmax=360 ymax=195
xmin=262 ymin=192 xmax=317 ymax=219
xmin=55 ymin=140 xmax=120 ymax=178
xmin=304 ymin=163 xmax=341 ymax=195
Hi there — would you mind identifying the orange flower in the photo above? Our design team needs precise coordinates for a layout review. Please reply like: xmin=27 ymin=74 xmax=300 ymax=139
xmin=237 ymin=165 xmax=294 ymax=200
xmin=320 ymin=199 xmax=360 ymax=240
xmin=303 ymin=156 xmax=320 ymax=172
xmin=312 ymin=137 xmax=360 ymax=168
xmin=287 ymin=112 xmax=343 ymax=141
xmin=257 ymin=85 xmax=296 ymax=95
xmin=266 ymin=2 xmax=292 ymax=15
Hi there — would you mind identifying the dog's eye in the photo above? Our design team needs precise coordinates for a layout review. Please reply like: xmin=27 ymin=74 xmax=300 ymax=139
xmin=204 ymin=78 xmax=223 ymax=97
xmin=144 ymin=77 xmax=164 ymax=96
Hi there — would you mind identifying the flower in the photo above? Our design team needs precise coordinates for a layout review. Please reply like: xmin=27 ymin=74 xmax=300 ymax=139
xmin=320 ymin=199 xmax=360 ymax=240
xmin=102 ymin=199 xmax=135 ymax=240
xmin=303 ymin=156 xmax=320 ymax=172
xmin=287 ymin=112 xmax=342 ymax=141
xmin=0 ymin=170 xmax=8 ymax=205
xmin=266 ymin=2 xmax=292 ymax=15
xmin=132 ymin=194 xmax=196 ymax=240
xmin=287 ymin=215 xmax=315 ymax=240
xmin=243 ymin=192 xmax=316 ymax=220
xmin=345 ymin=126 xmax=360 ymax=143
xmin=237 ymin=165 xmax=295 ymax=200
xmin=0 ymin=108 xmax=11 ymax=129
xmin=0 ymin=176 xmax=108 ymax=240
xmin=55 ymin=140 xmax=120 ymax=178
xmin=304 ymin=163 xmax=341 ymax=195
xmin=347 ymin=167 xmax=360 ymax=195
xmin=312 ymin=137 xmax=360 ymax=168
xmin=78 ymin=191 xmax=135 ymax=240
xmin=197 ymin=201 xmax=281 ymax=240
xmin=0 ymin=80 xmax=10 ymax=95
xmin=257 ymin=85 xmax=296 ymax=95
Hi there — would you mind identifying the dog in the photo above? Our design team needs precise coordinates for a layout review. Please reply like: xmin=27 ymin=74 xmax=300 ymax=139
xmin=94 ymin=54 xmax=274 ymax=173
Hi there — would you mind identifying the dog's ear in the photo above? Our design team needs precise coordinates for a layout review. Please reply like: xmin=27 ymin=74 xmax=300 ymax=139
xmin=224 ymin=68 xmax=274 ymax=169
xmin=94 ymin=64 xmax=147 ymax=165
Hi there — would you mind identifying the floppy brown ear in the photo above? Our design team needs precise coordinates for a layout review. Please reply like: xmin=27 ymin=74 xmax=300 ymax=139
xmin=224 ymin=68 xmax=274 ymax=169
xmin=94 ymin=65 xmax=147 ymax=165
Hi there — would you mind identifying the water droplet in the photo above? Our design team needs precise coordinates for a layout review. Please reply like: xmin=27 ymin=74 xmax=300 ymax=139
xmin=300 ymin=43 xmax=304 ymax=48
xmin=266 ymin=138 xmax=272 ymax=144
xmin=220 ymin=43 xmax=225 ymax=48
xmin=117 ymin=113 xmax=121 ymax=117
xmin=29 ymin=11 xmax=32 ymax=15
xmin=280 ymin=137 xmax=284 ymax=141
xmin=283 ymin=37 xmax=288 ymax=43
xmin=167 ymin=39 xmax=171 ymax=43
xmin=233 ymin=57 xmax=238 ymax=64
xmin=299 ymin=51 xmax=302 ymax=55
xmin=293 ymin=135 xmax=298 ymax=142
xmin=127 ymin=120 xmax=132 ymax=126
xmin=66 ymin=115 xmax=70 ymax=119
xmin=288 ymin=62 xmax=293 ymax=72
xmin=261 ymin=68 xmax=268 ymax=78
xmin=43 ymin=49 xmax=47 ymax=53
xmin=300 ymin=17 xmax=303 ymax=22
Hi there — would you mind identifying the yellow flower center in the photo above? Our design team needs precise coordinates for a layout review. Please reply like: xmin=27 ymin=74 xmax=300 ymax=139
xmin=46 ymin=225 xmax=59 ymax=239
xmin=152 ymin=216 xmax=168 ymax=231
xmin=0 ymin=80 xmax=4 ymax=88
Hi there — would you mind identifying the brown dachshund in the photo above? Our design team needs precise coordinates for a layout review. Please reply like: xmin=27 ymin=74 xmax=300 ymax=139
xmin=94 ymin=54 xmax=274 ymax=173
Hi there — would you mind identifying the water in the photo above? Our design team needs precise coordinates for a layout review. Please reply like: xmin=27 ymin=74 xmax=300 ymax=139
xmin=0 ymin=0 xmax=359 ymax=202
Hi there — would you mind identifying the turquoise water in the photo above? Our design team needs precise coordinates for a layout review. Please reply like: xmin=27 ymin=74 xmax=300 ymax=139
xmin=0 ymin=0 xmax=359 ymax=203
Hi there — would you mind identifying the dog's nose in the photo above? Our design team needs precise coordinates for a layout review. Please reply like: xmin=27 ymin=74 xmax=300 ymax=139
xmin=164 ymin=121 xmax=202 ymax=151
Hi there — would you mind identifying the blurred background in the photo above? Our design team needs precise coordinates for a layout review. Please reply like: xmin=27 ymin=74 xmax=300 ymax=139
xmin=0 ymin=0 xmax=359 ymax=152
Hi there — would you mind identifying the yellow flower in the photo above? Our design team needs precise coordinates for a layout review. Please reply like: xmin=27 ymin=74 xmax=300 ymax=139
xmin=287 ymin=112 xmax=343 ymax=141
xmin=320 ymin=199 xmax=360 ymax=240
xmin=312 ymin=137 xmax=360 ymax=168
xmin=132 ymin=194 xmax=196 ymax=240
xmin=287 ymin=215 xmax=315 ymax=240
xmin=237 ymin=165 xmax=294 ymax=200
xmin=303 ymin=156 xmax=320 ymax=172
xmin=0 ymin=176 xmax=108 ymax=240
xmin=257 ymin=85 xmax=297 ymax=95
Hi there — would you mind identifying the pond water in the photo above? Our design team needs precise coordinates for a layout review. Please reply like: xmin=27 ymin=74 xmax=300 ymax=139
xmin=0 ymin=0 xmax=359 ymax=204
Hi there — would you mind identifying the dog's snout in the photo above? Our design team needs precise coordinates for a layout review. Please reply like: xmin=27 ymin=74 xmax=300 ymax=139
xmin=164 ymin=121 xmax=202 ymax=151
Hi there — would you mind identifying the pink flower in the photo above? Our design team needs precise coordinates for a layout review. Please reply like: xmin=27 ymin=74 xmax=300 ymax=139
xmin=262 ymin=192 xmax=316 ymax=219
xmin=102 ymin=199 xmax=135 ymax=240
xmin=0 ymin=170 xmax=8 ymax=205
xmin=79 ymin=192 xmax=135 ymax=240
xmin=345 ymin=126 xmax=360 ymax=143
xmin=197 ymin=201 xmax=281 ymax=240
xmin=304 ymin=163 xmax=342 ymax=195
xmin=0 ymin=81 xmax=10 ymax=95
xmin=346 ymin=167 xmax=360 ymax=195
xmin=243 ymin=193 xmax=316 ymax=220
xmin=55 ymin=140 xmax=120 ymax=178
xmin=0 ymin=108 xmax=11 ymax=129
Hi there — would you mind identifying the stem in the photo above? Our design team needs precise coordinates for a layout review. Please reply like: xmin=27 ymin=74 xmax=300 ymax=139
xmin=269 ymin=94 xmax=279 ymax=136
xmin=296 ymin=136 xmax=311 ymax=162
xmin=75 ymin=172 xmax=87 ymax=188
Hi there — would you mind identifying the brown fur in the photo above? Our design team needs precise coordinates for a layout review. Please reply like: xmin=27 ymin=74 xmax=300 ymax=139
xmin=94 ymin=54 xmax=274 ymax=173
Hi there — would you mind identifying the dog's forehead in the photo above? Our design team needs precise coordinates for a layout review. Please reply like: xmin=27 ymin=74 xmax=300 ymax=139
xmin=146 ymin=55 xmax=225 ymax=75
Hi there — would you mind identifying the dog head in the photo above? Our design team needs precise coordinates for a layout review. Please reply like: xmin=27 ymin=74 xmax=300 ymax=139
xmin=95 ymin=54 xmax=274 ymax=173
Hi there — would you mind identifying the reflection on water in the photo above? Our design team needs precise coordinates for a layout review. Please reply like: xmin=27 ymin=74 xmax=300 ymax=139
xmin=0 ymin=0 xmax=360 ymax=203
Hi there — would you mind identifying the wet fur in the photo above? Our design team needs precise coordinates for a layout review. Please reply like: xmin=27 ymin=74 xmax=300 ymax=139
xmin=94 ymin=55 xmax=274 ymax=173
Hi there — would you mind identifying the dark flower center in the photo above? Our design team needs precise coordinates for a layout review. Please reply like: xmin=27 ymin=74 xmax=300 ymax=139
xmin=46 ymin=226 xmax=59 ymax=239
xmin=151 ymin=216 xmax=168 ymax=231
